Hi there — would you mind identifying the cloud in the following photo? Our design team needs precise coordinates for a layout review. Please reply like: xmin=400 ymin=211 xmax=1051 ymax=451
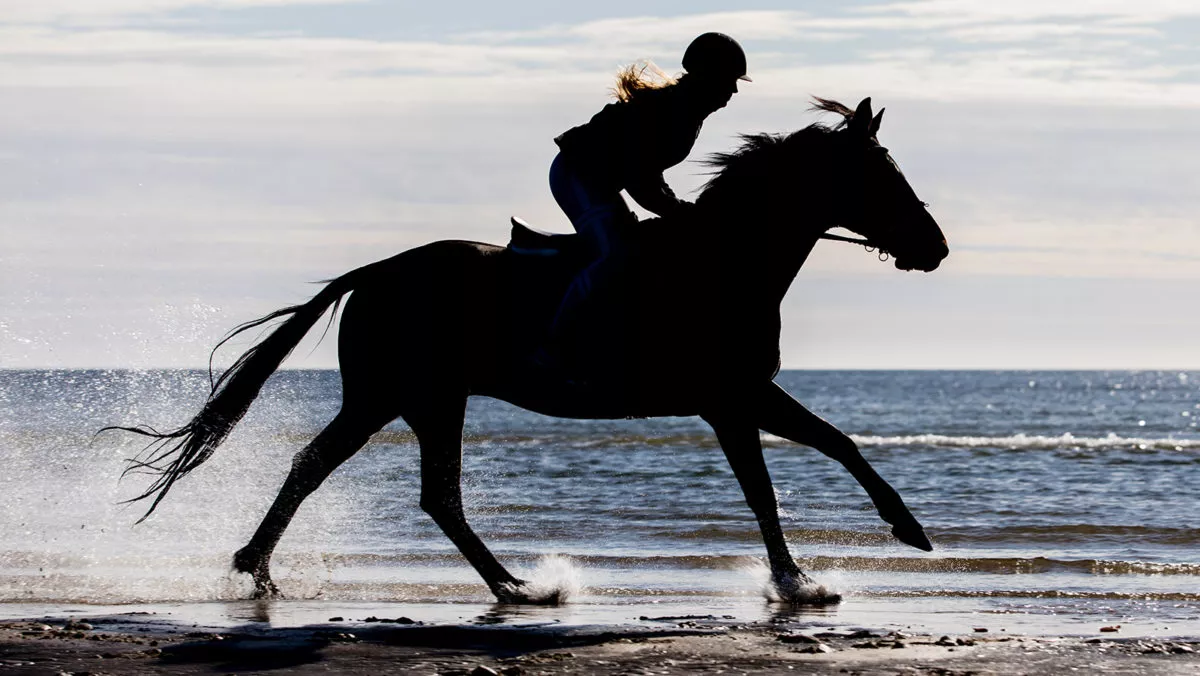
xmin=942 ymin=22 xmax=1158 ymax=42
xmin=1 ymin=3 xmax=1197 ymax=111
xmin=868 ymin=0 xmax=1200 ymax=23
xmin=0 ymin=26 xmax=571 ymax=79
xmin=464 ymin=11 xmax=848 ymax=47
xmin=0 ymin=0 xmax=366 ymax=25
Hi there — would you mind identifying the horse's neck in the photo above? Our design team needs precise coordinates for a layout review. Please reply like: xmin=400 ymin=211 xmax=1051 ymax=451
xmin=701 ymin=206 xmax=826 ymax=307
xmin=642 ymin=190 xmax=830 ymax=310
xmin=767 ymin=235 xmax=819 ymax=304
xmin=693 ymin=169 xmax=835 ymax=305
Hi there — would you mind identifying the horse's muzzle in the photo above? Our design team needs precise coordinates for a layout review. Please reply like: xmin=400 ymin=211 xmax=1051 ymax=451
xmin=894 ymin=238 xmax=949 ymax=272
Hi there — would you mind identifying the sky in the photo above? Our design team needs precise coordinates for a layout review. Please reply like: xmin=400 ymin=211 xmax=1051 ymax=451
xmin=1 ymin=0 xmax=1198 ymax=369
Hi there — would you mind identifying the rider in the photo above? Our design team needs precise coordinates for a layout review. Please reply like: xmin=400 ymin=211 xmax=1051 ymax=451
xmin=546 ymin=32 xmax=750 ymax=367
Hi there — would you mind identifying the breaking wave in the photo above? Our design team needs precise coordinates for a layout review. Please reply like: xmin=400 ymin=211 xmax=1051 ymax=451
xmin=355 ymin=430 xmax=1200 ymax=453
xmin=842 ymin=432 xmax=1200 ymax=452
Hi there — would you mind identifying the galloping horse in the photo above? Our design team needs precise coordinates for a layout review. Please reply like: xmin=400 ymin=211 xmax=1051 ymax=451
xmin=112 ymin=98 xmax=949 ymax=604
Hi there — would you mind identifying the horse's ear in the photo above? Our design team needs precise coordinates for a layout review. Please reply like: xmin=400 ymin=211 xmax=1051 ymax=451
xmin=868 ymin=108 xmax=885 ymax=137
xmin=849 ymin=97 xmax=873 ymax=136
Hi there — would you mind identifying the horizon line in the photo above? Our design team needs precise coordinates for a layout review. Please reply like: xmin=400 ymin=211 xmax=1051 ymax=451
xmin=2 ymin=366 xmax=1197 ymax=373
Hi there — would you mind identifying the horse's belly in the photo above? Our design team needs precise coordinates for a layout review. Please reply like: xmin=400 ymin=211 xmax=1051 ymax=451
xmin=475 ymin=376 xmax=702 ymax=420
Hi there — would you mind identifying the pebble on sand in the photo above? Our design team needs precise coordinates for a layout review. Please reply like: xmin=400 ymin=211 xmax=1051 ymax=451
xmin=63 ymin=621 xmax=93 ymax=631
xmin=364 ymin=616 xmax=416 ymax=624
xmin=796 ymin=644 xmax=834 ymax=654
xmin=776 ymin=633 xmax=821 ymax=644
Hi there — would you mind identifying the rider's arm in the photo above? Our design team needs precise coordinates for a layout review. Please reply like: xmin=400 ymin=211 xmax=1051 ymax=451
xmin=625 ymin=172 xmax=686 ymax=217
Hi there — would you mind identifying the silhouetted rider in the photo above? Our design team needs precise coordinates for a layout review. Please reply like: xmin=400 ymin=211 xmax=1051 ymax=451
xmin=547 ymin=32 xmax=750 ymax=363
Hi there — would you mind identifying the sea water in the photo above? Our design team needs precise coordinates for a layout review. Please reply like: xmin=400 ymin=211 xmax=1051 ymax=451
xmin=0 ymin=370 xmax=1197 ymax=636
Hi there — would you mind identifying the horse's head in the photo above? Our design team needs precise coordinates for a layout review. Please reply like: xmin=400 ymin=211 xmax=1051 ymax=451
xmin=825 ymin=97 xmax=949 ymax=272
xmin=697 ymin=100 xmax=948 ymax=273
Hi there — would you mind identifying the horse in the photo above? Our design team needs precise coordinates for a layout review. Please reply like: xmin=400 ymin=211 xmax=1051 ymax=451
xmin=110 ymin=97 xmax=949 ymax=605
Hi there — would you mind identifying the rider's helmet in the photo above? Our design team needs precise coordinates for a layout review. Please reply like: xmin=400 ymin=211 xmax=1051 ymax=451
xmin=682 ymin=32 xmax=751 ymax=82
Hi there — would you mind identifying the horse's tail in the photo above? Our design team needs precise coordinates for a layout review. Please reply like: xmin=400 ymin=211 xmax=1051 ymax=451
xmin=106 ymin=268 xmax=364 ymax=523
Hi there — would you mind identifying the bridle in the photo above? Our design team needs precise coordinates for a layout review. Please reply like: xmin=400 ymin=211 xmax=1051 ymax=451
xmin=819 ymin=231 xmax=891 ymax=262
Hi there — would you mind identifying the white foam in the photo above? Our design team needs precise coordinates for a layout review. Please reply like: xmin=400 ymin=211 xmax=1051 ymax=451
xmin=762 ymin=431 xmax=1200 ymax=451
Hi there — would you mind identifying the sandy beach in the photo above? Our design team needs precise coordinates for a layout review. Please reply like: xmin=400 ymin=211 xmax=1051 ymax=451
xmin=2 ymin=608 xmax=1199 ymax=676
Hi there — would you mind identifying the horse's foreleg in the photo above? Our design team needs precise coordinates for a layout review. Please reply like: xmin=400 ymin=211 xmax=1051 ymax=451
xmin=405 ymin=397 xmax=532 ymax=603
xmin=755 ymin=382 xmax=932 ymax=552
xmin=233 ymin=409 xmax=382 ymax=598
xmin=704 ymin=413 xmax=840 ymax=605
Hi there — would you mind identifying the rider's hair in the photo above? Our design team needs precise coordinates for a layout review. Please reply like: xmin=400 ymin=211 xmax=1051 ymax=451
xmin=612 ymin=60 xmax=678 ymax=102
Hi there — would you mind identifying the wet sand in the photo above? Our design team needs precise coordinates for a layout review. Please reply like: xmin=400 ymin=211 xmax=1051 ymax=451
xmin=2 ymin=611 xmax=1198 ymax=675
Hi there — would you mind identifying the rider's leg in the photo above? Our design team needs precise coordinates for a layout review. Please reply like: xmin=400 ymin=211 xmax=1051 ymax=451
xmin=548 ymin=153 xmax=631 ymax=254
xmin=545 ymin=154 xmax=635 ymax=368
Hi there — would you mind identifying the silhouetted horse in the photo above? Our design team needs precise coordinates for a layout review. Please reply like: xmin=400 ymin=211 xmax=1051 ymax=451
xmin=112 ymin=98 xmax=948 ymax=604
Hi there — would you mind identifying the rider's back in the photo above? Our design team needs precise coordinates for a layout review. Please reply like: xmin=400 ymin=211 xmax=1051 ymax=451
xmin=554 ymin=86 xmax=705 ymax=193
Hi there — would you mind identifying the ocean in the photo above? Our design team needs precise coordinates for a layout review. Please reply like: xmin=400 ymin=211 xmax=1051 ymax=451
xmin=0 ymin=369 xmax=1197 ymax=636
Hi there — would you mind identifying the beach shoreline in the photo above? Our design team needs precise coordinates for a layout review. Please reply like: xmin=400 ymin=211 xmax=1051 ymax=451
xmin=2 ymin=608 xmax=1198 ymax=675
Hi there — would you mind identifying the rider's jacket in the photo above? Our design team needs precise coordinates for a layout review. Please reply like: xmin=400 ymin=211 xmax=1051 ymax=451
xmin=554 ymin=86 xmax=706 ymax=218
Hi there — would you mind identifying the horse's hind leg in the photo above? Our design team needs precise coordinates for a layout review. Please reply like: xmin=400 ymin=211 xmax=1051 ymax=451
xmin=233 ymin=407 xmax=387 ymax=598
xmin=404 ymin=394 xmax=536 ymax=603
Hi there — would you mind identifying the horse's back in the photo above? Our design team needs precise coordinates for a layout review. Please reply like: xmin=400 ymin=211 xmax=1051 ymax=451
xmin=336 ymin=239 xmax=570 ymax=387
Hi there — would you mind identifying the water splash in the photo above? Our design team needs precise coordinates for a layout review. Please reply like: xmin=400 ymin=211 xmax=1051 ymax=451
xmin=502 ymin=554 xmax=582 ymax=605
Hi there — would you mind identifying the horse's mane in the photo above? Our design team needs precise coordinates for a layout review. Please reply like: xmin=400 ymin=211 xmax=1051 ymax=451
xmin=698 ymin=97 xmax=856 ymax=198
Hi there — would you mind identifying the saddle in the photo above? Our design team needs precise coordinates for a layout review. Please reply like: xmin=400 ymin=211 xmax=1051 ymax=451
xmin=507 ymin=217 xmax=586 ymax=258
xmin=506 ymin=217 xmax=619 ymax=386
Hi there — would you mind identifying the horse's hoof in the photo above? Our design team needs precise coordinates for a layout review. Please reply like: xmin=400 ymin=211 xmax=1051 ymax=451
xmin=495 ymin=580 xmax=564 ymax=606
xmin=494 ymin=580 xmax=532 ymax=604
xmin=250 ymin=581 xmax=282 ymax=600
xmin=232 ymin=549 xmax=281 ymax=599
xmin=771 ymin=573 xmax=842 ymax=606
xmin=248 ymin=574 xmax=281 ymax=600
xmin=875 ymin=493 xmax=930 ymax=549
xmin=891 ymin=522 xmax=933 ymax=552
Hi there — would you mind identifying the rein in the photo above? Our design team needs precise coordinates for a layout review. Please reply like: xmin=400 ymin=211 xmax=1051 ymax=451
xmin=818 ymin=232 xmax=890 ymax=261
